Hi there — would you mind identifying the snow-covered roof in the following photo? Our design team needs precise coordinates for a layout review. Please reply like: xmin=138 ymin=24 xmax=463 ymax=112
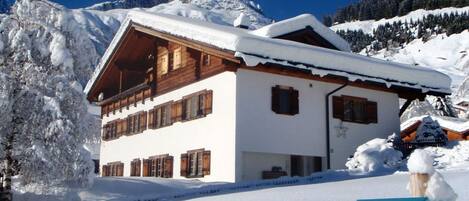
xmin=85 ymin=11 xmax=452 ymax=96
xmin=251 ymin=14 xmax=351 ymax=52
xmin=401 ymin=115 xmax=469 ymax=133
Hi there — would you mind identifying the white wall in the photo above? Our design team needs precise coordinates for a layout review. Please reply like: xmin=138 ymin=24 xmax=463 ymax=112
xmin=235 ymin=69 xmax=400 ymax=176
xmin=100 ymin=72 xmax=237 ymax=182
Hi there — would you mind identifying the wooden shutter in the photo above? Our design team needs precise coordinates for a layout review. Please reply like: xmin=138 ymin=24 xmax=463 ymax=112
xmin=142 ymin=159 xmax=149 ymax=177
xmin=148 ymin=109 xmax=155 ymax=129
xmin=180 ymin=153 xmax=188 ymax=177
xmin=171 ymin=101 xmax=182 ymax=123
xmin=164 ymin=156 xmax=174 ymax=178
xmin=204 ymin=90 xmax=213 ymax=115
xmin=102 ymin=125 xmax=108 ymax=141
xmin=182 ymin=99 xmax=188 ymax=120
xmin=332 ymin=96 xmax=344 ymax=120
xmin=290 ymin=88 xmax=299 ymax=115
xmin=117 ymin=163 xmax=124 ymax=176
xmin=140 ymin=112 xmax=147 ymax=131
xmin=137 ymin=159 xmax=141 ymax=176
xmin=366 ymin=101 xmax=378 ymax=123
xmin=122 ymin=119 xmax=128 ymax=136
xmin=271 ymin=86 xmax=280 ymax=113
xmin=202 ymin=151 xmax=211 ymax=176
xmin=102 ymin=165 xmax=108 ymax=177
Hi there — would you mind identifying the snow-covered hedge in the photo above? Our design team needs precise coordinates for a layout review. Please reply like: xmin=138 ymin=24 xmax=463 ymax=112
xmin=346 ymin=138 xmax=403 ymax=173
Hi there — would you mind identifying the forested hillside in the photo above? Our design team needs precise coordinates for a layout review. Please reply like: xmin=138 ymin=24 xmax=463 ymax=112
xmin=324 ymin=0 xmax=469 ymax=26
xmin=330 ymin=0 xmax=469 ymax=120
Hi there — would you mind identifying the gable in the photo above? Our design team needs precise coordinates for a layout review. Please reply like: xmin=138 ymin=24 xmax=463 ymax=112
xmin=87 ymin=23 xmax=238 ymax=102
xmin=275 ymin=26 xmax=340 ymax=51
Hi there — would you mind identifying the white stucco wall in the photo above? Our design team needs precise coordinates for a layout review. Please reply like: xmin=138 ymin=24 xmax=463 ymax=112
xmin=235 ymin=68 xmax=400 ymax=177
xmin=100 ymin=72 xmax=237 ymax=182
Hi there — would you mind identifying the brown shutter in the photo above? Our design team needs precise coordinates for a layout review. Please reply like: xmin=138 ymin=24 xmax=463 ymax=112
xmin=290 ymin=88 xmax=299 ymax=115
xmin=271 ymin=86 xmax=280 ymax=113
xmin=102 ymin=165 xmax=108 ymax=177
xmin=143 ymin=159 xmax=149 ymax=177
xmin=204 ymin=90 xmax=213 ymax=115
xmin=122 ymin=119 xmax=128 ymax=136
xmin=137 ymin=159 xmax=141 ymax=176
xmin=182 ymin=99 xmax=188 ymax=120
xmin=117 ymin=163 xmax=124 ymax=176
xmin=202 ymin=151 xmax=211 ymax=176
xmin=366 ymin=101 xmax=378 ymax=123
xmin=102 ymin=125 xmax=108 ymax=141
xmin=139 ymin=111 xmax=147 ymax=132
xmin=180 ymin=153 xmax=188 ymax=177
xmin=171 ymin=102 xmax=178 ymax=123
xmin=332 ymin=96 xmax=344 ymax=120
xmin=148 ymin=109 xmax=155 ymax=129
xmin=164 ymin=156 xmax=174 ymax=178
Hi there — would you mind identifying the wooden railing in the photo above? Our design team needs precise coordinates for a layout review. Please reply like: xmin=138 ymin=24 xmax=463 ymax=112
xmin=100 ymin=83 xmax=152 ymax=117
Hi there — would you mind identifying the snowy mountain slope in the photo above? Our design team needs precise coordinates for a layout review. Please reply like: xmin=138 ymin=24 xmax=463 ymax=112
xmin=86 ymin=0 xmax=169 ymax=11
xmin=331 ymin=6 xmax=469 ymax=120
xmin=331 ymin=7 xmax=469 ymax=35
xmin=370 ymin=31 xmax=469 ymax=91
xmin=73 ymin=0 xmax=271 ymax=55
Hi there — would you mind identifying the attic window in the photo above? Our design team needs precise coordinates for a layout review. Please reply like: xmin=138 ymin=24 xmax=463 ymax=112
xmin=202 ymin=53 xmax=211 ymax=66
xmin=159 ymin=53 xmax=169 ymax=75
xmin=173 ymin=47 xmax=182 ymax=70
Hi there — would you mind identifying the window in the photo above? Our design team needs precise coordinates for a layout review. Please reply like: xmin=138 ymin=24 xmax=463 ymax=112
xmin=130 ymin=159 xmax=141 ymax=177
xmin=148 ymin=103 xmax=172 ymax=129
xmin=182 ymin=90 xmax=213 ymax=121
xmin=102 ymin=162 xmax=124 ymax=177
xmin=202 ymin=53 xmax=210 ymax=66
xmin=102 ymin=120 xmax=119 ymax=141
xmin=159 ymin=53 xmax=169 ymax=75
xmin=271 ymin=85 xmax=299 ymax=115
xmin=126 ymin=111 xmax=147 ymax=135
xmin=180 ymin=149 xmax=210 ymax=178
xmin=333 ymin=96 xmax=378 ymax=124
xmin=173 ymin=47 xmax=182 ymax=70
xmin=142 ymin=155 xmax=173 ymax=178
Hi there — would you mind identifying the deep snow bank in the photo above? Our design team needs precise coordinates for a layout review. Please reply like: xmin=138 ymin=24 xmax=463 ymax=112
xmin=346 ymin=138 xmax=403 ymax=173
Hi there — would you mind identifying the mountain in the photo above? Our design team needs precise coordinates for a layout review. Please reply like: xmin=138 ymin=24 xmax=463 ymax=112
xmin=74 ymin=0 xmax=271 ymax=55
xmin=330 ymin=0 xmax=469 ymax=120
xmin=86 ymin=0 xmax=170 ymax=11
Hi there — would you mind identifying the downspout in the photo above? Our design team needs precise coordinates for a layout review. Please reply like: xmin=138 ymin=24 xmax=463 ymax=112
xmin=325 ymin=82 xmax=348 ymax=170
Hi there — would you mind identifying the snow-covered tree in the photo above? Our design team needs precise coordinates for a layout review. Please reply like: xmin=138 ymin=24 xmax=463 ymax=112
xmin=0 ymin=0 xmax=100 ymax=196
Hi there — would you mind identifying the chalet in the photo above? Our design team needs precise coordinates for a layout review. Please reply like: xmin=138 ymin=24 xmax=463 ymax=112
xmin=84 ymin=11 xmax=451 ymax=182
xmin=401 ymin=115 xmax=469 ymax=142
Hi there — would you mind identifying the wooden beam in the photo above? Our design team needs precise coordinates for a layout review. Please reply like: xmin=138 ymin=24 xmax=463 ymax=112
xmin=400 ymin=99 xmax=414 ymax=117
xmin=115 ymin=60 xmax=148 ymax=72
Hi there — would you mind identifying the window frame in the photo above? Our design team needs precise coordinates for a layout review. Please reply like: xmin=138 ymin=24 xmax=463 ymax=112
xmin=333 ymin=95 xmax=378 ymax=124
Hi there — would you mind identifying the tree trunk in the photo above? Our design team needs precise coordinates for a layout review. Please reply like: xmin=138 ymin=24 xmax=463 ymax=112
xmin=2 ymin=131 xmax=13 ymax=201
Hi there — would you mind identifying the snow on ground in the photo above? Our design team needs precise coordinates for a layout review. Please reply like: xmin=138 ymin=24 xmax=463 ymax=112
xmin=188 ymin=171 xmax=468 ymax=201
xmin=14 ymin=177 xmax=222 ymax=201
xmin=14 ymin=140 xmax=469 ymax=201
xmin=331 ymin=6 xmax=469 ymax=34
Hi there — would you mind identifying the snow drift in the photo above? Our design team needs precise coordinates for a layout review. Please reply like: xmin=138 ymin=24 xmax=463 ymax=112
xmin=346 ymin=138 xmax=403 ymax=173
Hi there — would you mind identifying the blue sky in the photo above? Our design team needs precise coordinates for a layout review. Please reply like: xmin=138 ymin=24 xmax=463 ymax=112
xmin=51 ymin=0 xmax=358 ymax=21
